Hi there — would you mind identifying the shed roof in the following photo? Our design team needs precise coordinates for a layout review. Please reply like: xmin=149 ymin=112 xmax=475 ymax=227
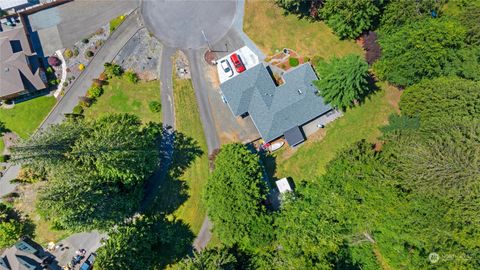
xmin=220 ymin=63 xmax=331 ymax=142
xmin=284 ymin=126 xmax=305 ymax=146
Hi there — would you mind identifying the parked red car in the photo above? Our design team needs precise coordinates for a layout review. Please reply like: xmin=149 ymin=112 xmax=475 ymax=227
xmin=230 ymin=53 xmax=246 ymax=73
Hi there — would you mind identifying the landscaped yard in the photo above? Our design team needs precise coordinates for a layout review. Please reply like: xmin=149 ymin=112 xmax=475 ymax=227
xmin=0 ymin=96 xmax=56 ymax=139
xmin=244 ymin=0 xmax=363 ymax=59
xmin=274 ymin=82 xmax=401 ymax=181
xmin=171 ymin=75 xmax=209 ymax=234
xmin=84 ymin=77 xmax=161 ymax=123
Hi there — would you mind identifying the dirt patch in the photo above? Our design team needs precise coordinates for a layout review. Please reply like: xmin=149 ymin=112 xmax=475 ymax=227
xmin=206 ymin=65 xmax=220 ymax=89
xmin=384 ymin=83 xmax=402 ymax=113
xmin=175 ymin=50 xmax=191 ymax=79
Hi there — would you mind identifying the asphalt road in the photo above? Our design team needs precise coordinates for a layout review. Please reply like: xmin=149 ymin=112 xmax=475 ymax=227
xmin=141 ymin=0 xmax=237 ymax=49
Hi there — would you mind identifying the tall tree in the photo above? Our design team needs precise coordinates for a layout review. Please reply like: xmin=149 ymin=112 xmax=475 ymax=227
xmin=203 ymin=144 xmax=273 ymax=251
xmin=322 ymin=0 xmax=381 ymax=39
xmin=11 ymin=114 xmax=162 ymax=231
xmin=374 ymin=18 xmax=466 ymax=86
xmin=314 ymin=54 xmax=370 ymax=110
xmin=95 ymin=215 xmax=193 ymax=270
xmin=0 ymin=203 xmax=24 ymax=248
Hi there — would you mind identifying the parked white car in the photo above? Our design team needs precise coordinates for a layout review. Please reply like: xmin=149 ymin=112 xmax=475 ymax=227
xmin=220 ymin=59 xmax=234 ymax=77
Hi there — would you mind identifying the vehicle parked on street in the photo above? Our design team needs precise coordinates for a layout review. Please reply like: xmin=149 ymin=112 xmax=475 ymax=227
xmin=230 ymin=53 xmax=246 ymax=73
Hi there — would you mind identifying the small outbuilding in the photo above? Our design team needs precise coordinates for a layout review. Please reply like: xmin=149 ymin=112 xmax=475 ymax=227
xmin=276 ymin=178 xmax=292 ymax=194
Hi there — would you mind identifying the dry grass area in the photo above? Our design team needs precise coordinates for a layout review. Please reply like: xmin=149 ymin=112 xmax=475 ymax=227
xmin=13 ymin=182 xmax=69 ymax=245
xmin=274 ymin=82 xmax=401 ymax=181
xmin=244 ymin=0 xmax=364 ymax=59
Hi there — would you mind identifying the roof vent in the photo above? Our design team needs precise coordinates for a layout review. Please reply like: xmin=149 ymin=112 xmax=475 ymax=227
xmin=297 ymin=89 xmax=303 ymax=95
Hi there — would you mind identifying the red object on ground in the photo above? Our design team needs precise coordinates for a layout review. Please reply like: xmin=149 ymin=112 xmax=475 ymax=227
xmin=230 ymin=53 xmax=246 ymax=73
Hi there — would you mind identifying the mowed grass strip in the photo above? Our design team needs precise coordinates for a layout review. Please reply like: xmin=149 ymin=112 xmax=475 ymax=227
xmin=276 ymin=83 xmax=401 ymax=181
xmin=171 ymin=72 xmax=209 ymax=234
xmin=244 ymin=0 xmax=363 ymax=59
xmin=84 ymin=77 xmax=161 ymax=123
xmin=0 ymin=95 xmax=56 ymax=139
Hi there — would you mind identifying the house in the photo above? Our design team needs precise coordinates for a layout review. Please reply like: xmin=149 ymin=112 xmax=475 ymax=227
xmin=0 ymin=237 xmax=57 ymax=270
xmin=0 ymin=0 xmax=37 ymax=12
xmin=220 ymin=62 xmax=332 ymax=146
xmin=0 ymin=26 xmax=47 ymax=100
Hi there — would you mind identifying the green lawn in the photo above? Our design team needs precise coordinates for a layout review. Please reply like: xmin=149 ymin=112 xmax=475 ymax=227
xmin=109 ymin=15 xmax=125 ymax=32
xmin=84 ymin=77 xmax=161 ymax=123
xmin=168 ymin=72 xmax=209 ymax=234
xmin=274 ymin=83 xmax=401 ymax=182
xmin=0 ymin=96 xmax=56 ymax=139
xmin=244 ymin=0 xmax=363 ymax=58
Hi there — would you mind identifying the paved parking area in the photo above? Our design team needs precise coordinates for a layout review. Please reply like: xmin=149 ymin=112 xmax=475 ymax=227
xmin=50 ymin=231 xmax=105 ymax=269
xmin=27 ymin=0 xmax=139 ymax=55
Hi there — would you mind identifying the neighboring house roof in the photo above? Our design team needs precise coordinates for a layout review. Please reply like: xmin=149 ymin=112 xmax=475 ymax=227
xmin=0 ymin=0 xmax=32 ymax=10
xmin=0 ymin=237 xmax=51 ymax=270
xmin=220 ymin=63 xmax=332 ymax=142
xmin=0 ymin=27 xmax=46 ymax=98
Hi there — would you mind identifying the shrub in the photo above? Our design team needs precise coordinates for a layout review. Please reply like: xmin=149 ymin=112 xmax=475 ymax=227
xmin=73 ymin=105 xmax=84 ymax=115
xmin=362 ymin=31 xmax=381 ymax=65
xmin=85 ymin=50 xmax=94 ymax=58
xmin=73 ymin=47 xmax=79 ymax=57
xmin=0 ymin=155 xmax=10 ymax=162
xmin=46 ymin=66 xmax=54 ymax=75
xmin=79 ymin=97 xmax=92 ymax=107
xmin=82 ymin=38 xmax=89 ymax=44
xmin=124 ymin=70 xmax=138 ymax=84
xmin=95 ymin=40 xmax=104 ymax=49
xmin=87 ymin=86 xmax=103 ymax=98
xmin=48 ymin=56 xmax=61 ymax=67
xmin=48 ymin=79 xmax=59 ymax=86
xmin=92 ymin=79 xmax=105 ymax=87
xmin=148 ymin=101 xmax=161 ymax=113
xmin=64 ymin=49 xmax=73 ymax=59
xmin=78 ymin=64 xmax=85 ymax=71
xmin=62 ymin=81 xmax=68 ymax=87
xmin=289 ymin=57 xmax=300 ymax=67
xmin=104 ymin=63 xmax=123 ymax=78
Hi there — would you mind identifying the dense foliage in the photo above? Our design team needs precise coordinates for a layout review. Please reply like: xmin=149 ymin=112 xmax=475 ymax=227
xmin=374 ymin=18 xmax=466 ymax=86
xmin=11 ymin=114 xmax=162 ymax=231
xmin=0 ymin=203 xmax=24 ymax=248
xmin=173 ymin=247 xmax=248 ymax=270
xmin=321 ymin=0 xmax=381 ymax=39
xmin=96 ymin=215 xmax=193 ymax=270
xmin=203 ymin=144 xmax=273 ymax=251
xmin=314 ymin=54 xmax=370 ymax=110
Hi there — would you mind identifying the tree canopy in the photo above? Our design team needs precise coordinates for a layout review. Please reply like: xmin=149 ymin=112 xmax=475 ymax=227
xmin=95 ymin=215 xmax=193 ymax=270
xmin=374 ymin=18 xmax=467 ymax=86
xmin=0 ymin=203 xmax=24 ymax=248
xmin=11 ymin=114 xmax=162 ymax=231
xmin=203 ymin=143 xmax=273 ymax=251
xmin=322 ymin=0 xmax=381 ymax=39
xmin=314 ymin=54 xmax=370 ymax=110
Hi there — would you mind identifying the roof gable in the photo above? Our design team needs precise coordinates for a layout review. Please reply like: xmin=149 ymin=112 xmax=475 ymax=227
xmin=221 ymin=63 xmax=331 ymax=142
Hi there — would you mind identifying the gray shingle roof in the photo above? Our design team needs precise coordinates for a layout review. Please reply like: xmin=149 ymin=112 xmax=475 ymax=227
xmin=220 ymin=63 xmax=331 ymax=142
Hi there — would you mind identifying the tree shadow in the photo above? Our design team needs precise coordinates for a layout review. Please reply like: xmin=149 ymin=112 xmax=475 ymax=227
xmin=144 ymin=130 xmax=203 ymax=216
xmin=156 ymin=218 xmax=196 ymax=268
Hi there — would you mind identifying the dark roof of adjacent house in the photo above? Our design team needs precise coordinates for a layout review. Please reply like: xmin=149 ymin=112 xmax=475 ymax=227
xmin=220 ymin=63 xmax=332 ymax=142
xmin=0 ymin=237 xmax=50 ymax=270
xmin=0 ymin=27 xmax=46 ymax=98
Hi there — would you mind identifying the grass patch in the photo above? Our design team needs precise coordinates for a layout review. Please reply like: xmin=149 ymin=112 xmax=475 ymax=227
xmin=169 ymin=70 xmax=209 ymax=234
xmin=84 ymin=77 xmax=161 ymax=123
xmin=109 ymin=15 xmax=125 ymax=32
xmin=0 ymin=96 xmax=56 ymax=139
xmin=244 ymin=0 xmax=363 ymax=58
xmin=274 ymin=82 xmax=401 ymax=181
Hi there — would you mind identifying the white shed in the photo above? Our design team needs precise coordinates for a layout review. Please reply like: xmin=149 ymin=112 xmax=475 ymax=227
xmin=276 ymin=178 xmax=292 ymax=194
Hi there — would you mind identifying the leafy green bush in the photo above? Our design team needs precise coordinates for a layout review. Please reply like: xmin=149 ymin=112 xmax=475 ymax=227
xmin=0 ymin=155 xmax=9 ymax=162
xmin=82 ymin=38 xmax=89 ymax=44
xmin=85 ymin=50 xmax=94 ymax=58
xmin=148 ymin=101 xmax=161 ymax=113
xmin=63 ymin=81 xmax=68 ymax=87
xmin=87 ymin=86 xmax=103 ymax=98
xmin=73 ymin=48 xmax=79 ymax=57
xmin=104 ymin=63 xmax=123 ymax=78
xmin=64 ymin=49 xmax=73 ymax=59
xmin=73 ymin=105 xmax=84 ymax=115
xmin=124 ymin=70 xmax=139 ymax=84
xmin=289 ymin=57 xmax=300 ymax=67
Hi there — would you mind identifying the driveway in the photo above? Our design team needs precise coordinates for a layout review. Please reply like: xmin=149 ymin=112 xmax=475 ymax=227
xmin=27 ymin=0 xmax=139 ymax=55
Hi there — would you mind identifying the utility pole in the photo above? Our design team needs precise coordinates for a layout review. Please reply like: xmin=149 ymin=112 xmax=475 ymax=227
xmin=201 ymin=30 xmax=212 ymax=52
